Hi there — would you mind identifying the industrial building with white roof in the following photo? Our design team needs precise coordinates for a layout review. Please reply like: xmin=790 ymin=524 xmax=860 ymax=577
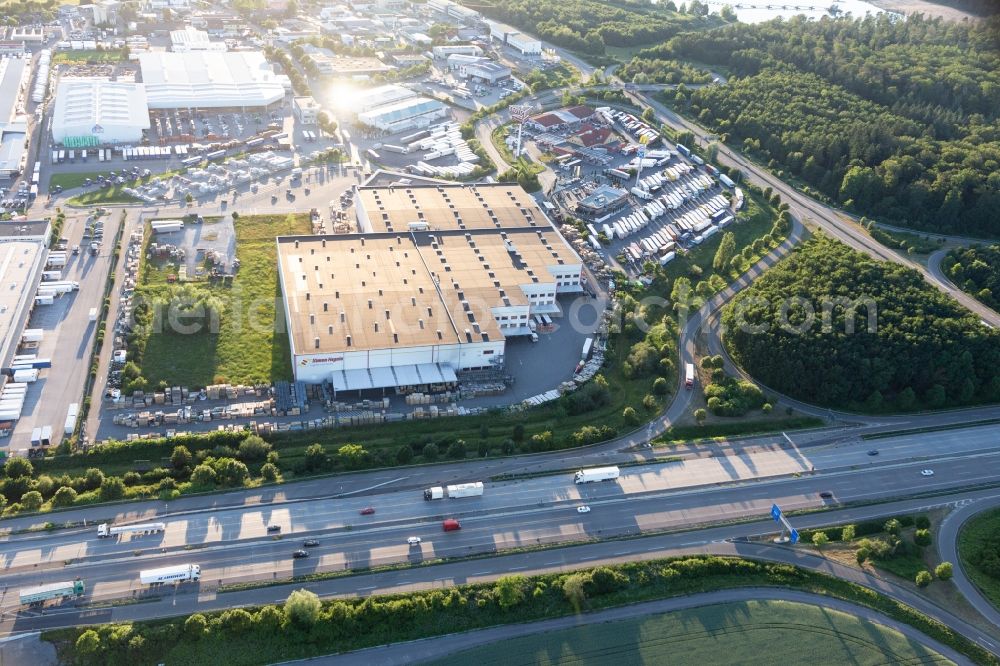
xmin=51 ymin=78 xmax=151 ymax=144
xmin=277 ymin=183 xmax=584 ymax=388
xmin=138 ymin=51 xmax=286 ymax=109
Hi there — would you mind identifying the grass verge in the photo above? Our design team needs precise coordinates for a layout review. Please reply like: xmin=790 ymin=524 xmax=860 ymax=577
xmin=657 ymin=417 xmax=824 ymax=443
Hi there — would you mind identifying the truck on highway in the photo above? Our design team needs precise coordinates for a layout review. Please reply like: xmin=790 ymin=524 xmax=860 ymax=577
xmin=685 ymin=362 xmax=695 ymax=389
xmin=19 ymin=579 xmax=85 ymax=606
xmin=97 ymin=521 xmax=166 ymax=538
xmin=573 ymin=466 xmax=620 ymax=484
xmin=442 ymin=518 xmax=462 ymax=531
xmin=140 ymin=564 xmax=200 ymax=585
xmin=423 ymin=481 xmax=484 ymax=500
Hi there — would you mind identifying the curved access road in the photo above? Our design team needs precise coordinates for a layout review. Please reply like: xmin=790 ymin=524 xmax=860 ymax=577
xmin=629 ymin=90 xmax=1000 ymax=329
xmin=938 ymin=494 xmax=1000 ymax=631
xmin=308 ymin=588 xmax=972 ymax=666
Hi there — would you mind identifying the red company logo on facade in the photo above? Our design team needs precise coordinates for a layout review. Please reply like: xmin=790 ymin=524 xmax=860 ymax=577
xmin=300 ymin=356 xmax=344 ymax=366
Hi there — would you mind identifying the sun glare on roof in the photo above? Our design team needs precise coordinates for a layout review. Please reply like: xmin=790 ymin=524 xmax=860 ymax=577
xmin=327 ymin=81 xmax=363 ymax=112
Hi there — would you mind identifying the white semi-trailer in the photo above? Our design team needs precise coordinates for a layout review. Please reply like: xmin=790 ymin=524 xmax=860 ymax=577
xmin=424 ymin=481 xmax=484 ymax=500
xmin=19 ymin=579 xmax=85 ymax=606
xmin=140 ymin=564 xmax=200 ymax=585
xmin=97 ymin=521 xmax=166 ymax=538
xmin=573 ymin=466 xmax=620 ymax=484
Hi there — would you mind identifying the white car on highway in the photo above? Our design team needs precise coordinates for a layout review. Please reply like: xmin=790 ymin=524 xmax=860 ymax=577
xmin=577 ymin=506 xmax=591 ymax=514
xmin=407 ymin=536 xmax=422 ymax=545
xmin=920 ymin=469 xmax=934 ymax=477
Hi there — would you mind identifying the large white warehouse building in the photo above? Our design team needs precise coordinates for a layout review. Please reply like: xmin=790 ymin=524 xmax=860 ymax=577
xmin=278 ymin=183 xmax=583 ymax=388
xmin=138 ymin=51 xmax=285 ymax=109
xmin=357 ymin=97 xmax=447 ymax=134
xmin=51 ymin=79 xmax=150 ymax=144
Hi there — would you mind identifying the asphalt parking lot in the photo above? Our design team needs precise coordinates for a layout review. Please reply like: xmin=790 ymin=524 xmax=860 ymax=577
xmin=9 ymin=211 xmax=121 ymax=452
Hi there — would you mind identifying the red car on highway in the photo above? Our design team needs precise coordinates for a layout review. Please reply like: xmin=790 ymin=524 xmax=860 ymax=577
xmin=360 ymin=507 xmax=375 ymax=515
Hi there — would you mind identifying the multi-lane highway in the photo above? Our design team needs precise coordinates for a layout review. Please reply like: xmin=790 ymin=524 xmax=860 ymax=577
xmin=4 ymin=422 xmax=1000 ymax=630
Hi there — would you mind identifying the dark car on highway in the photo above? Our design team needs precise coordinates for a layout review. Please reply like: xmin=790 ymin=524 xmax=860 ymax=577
xmin=292 ymin=550 xmax=309 ymax=559
xmin=303 ymin=539 xmax=319 ymax=547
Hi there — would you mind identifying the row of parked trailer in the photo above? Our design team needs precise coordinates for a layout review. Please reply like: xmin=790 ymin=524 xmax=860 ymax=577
xmin=619 ymin=194 xmax=735 ymax=265
xmin=599 ymin=107 xmax=661 ymax=147
xmin=122 ymin=145 xmax=188 ymax=160
xmin=32 ymin=49 xmax=51 ymax=104
xmin=407 ymin=122 xmax=481 ymax=179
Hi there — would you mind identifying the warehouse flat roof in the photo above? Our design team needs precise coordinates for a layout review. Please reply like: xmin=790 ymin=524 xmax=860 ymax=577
xmin=0 ymin=241 xmax=44 ymax=367
xmin=138 ymin=51 xmax=285 ymax=108
xmin=356 ymin=182 xmax=550 ymax=232
xmin=277 ymin=225 xmax=578 ymax=356
xmin=52 ymin=79 xmax=150 ymax=141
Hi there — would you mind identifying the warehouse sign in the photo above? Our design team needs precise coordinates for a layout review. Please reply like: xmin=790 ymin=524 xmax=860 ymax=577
xmin=91 ymin=124 xmax=104 ymax=135
xmin=300 ymin=356 xmax=344 ymax=366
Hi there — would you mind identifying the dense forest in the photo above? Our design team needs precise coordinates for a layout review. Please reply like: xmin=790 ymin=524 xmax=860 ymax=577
xmin=466 ymin=0 xmax=710 ymax=56
xmin=942 ymin=245 xmax=1000 ymax=309
xmin=650 ymin=14 xmax=1000 ymax=236
xmin=722 ymin=235 xmax=1000 ymax=412
xmin=618 ymin=57 xmax=713 ymax=84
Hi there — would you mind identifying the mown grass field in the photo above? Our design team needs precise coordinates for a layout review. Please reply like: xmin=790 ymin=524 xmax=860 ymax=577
xmin=136 ymin=213 xmax=309 ymax=387
xmin=52 ymin=49 xmax=127 ymax=64
xmin=433 ymin=600 xmax=950 ymax=666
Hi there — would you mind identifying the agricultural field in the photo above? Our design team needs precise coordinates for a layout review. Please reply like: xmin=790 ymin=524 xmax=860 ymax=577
xmin=434 ymin=600 xmax=949 ymax=666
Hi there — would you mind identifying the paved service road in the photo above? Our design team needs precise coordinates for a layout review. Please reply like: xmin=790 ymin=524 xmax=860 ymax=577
xmin=310 ymin=588 xmax=972 ymax=666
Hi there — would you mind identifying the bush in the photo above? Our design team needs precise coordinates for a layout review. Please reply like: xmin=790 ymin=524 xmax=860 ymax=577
xmin=841 ymin=524 xmax=856 ymax=541
xmin=190 ymin=464 xmax=217 ymax=487
xmin=304 ymin=443 xmax=328 ymax=472
xmin=123 ymin=471 xmax=142 ymax=486
xmin=99 ymin=477 xmax=126 ymax=501
xmin=220 ymin=608 xmax=253 ymax=634
xmin=4 ymin=457 xmax=32 ymax=479
xmin=52 ymin=486 xmax=78 ymax=507
xmin=171 ymin=445 xmax=192 ymax=471
xmin=238 ymin=435 xmax=272 ymax=462
xmin=447 ymin=440 xmax=467 ymax=460
xmin=652 ymin=377 xmax=669 ymax=395
xmin=642 ymin=394 xmax=658 ymax=410
xmin=915 ymin=570 xmax=932 ymax=587
xmin=884 ymin=518 xmax=902 ymax=536
xmin=494 ymin=575 xmax=526 ymax=609
xmin=812 ymin=532 xmax=829 ymax=549
xmin=622 ymin=406 xmax=639 ymax=425
xmin=935 ymin=562 xmax=953 ymax=581
xmin=84 ymin=467 xmax=105 ymax=491
xmin=20 ymin=490 xmax=43 ymax=512
xmin=396 ymin=445 xmax=413 ymax=465
xmin=184 ymin=613 xmax=208 ymax=639
xmin=284 ymin=589 xmax=321 ymax=627
xmin=914 ymin=529 xmax=932 ymax=546
xmin=260 ymin=463 xmax=280 ymax=482
xmin=422 ymin=442 xmax=439 ymax=461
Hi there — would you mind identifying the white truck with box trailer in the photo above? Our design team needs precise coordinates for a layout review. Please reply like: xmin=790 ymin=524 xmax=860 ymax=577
xmin=140 ymin=564 xmax=200 ymax=585
xmin=19 ymin=579 xmax=85 ymax=606
xmin=574 ymin=466 xmax=620 ymax=484
xmin=97 ymin=521 xmax=166 ymax=538
xmin=423 ymin=481 xmax=484 ymax=500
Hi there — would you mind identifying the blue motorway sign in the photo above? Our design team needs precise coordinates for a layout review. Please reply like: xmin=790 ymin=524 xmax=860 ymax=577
xmin=790 ymin=528 xmax=800 ymax=544
xmin=770 ymin=504 xmax=781 ymax=522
